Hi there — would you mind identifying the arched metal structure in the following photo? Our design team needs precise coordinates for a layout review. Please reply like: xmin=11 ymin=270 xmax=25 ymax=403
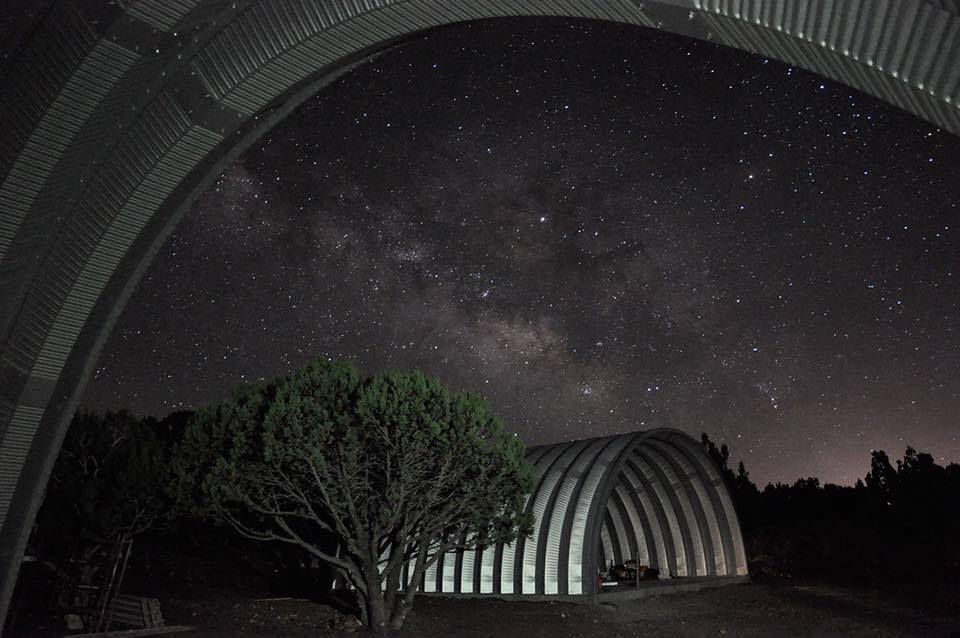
xmin=0 ymin=0 xmax=958 ymax=629
xmin=404 ymin=429 xmax=746 ymax=597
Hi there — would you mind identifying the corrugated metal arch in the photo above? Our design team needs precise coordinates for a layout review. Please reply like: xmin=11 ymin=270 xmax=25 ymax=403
xmin=420 ymin=428 xmax=747 ymax=596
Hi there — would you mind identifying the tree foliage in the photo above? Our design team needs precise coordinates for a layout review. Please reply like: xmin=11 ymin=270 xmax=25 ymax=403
xmin=172 ymin=360 xmax=534 ymax=631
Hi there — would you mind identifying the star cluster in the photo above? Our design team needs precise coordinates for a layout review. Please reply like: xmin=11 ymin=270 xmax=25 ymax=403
xmin=82 ymin=18 xmax=960 ymax=485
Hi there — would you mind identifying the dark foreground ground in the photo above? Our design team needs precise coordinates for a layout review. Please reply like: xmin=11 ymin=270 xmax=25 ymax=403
xmin=10 ymin=579 xmax=960 ymax=638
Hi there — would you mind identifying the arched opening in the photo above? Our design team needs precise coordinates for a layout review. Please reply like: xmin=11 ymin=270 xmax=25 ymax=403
xmin=1 ymin=0 xmax=958 ymax=627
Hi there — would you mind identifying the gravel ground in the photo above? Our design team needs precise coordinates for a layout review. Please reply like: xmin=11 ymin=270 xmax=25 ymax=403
xmin=21 ymin=580 xmax=945 ymax=638
xmin=10 ymin=576 xmax=959 ymax=637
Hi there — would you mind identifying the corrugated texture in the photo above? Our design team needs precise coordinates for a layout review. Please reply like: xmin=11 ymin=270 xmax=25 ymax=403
xmin=695 ymin=0 xmax=960 ymax=132
xmin=0 ymin=39 xmax=138 ymax=263
xmin=542 ymin=438 xmax=606 ymax=594
xmin=16 ymin=93 xmax=221 ymax=381
xmin=522 ymin=439 xmax=589 ymax=593
xmin=641 ymin=446 xmax=707 ymax=576
xmin=0 ymin=404 xmax=43 ymax=528
xmin=126 ymin=0 xmax=203 ymax=31
xmin=30 ymin=126 xmax=222 ymax=380
xmin=619 ymin=461 xmax=671 ymax=575
xmin=192 ymin=0 xmax=652 ymax=116
xmin=0 ymin=5 xmax=96 ymax=181
xmin=614 ymin=484 xmax=648 ymax=565
xmin=566 ymin=436 xmax=629 ymax=594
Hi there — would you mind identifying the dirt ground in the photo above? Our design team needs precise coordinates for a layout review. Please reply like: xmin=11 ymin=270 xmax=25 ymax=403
xmin=11 ymin=579 xmax=959 ymax=637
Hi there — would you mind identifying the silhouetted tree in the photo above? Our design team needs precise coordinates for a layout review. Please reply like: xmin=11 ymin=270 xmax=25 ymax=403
xmin=173 ymin=359 xmax=534 ymax=632
xmin=864 ymin=449 xmax=898 ymax=499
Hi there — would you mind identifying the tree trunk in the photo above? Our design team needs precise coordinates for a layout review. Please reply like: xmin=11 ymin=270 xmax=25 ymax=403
xmin=389 ymin=540 xmax=429 ymax=630
xmin=364 ymin=571 xmax=389 ymax=635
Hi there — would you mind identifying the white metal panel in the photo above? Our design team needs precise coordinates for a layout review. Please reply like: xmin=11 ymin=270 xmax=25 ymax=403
xmin=607 ymin=499 xmax=630 ymax=564
xmin=599 ymin=519 xmax=614 ymax=570
xmin=441 ymin=551 xmax=457 ymax=593
xmin=544 ymin=438 xmax=607 ymax=594
xmin=523 ymin=440 xmax=589 ymax=593
xmin=499 ymin=541 xmax=516 ymax=594
xmin=615 ymin=484 xmax=648 ymax=565
xmin=653 ymin=440 xmax=726 ymax=575
xmin=423 ymin=558 xmax=437 ymax=593
xmin=480 ymin=545 xmax=495 ymax=593
xmin=567 ymin=436 xmax=629 ymax=594
xmin=619 ymin=464 xmax=670 ymax=574
xmin=460 ymin=547 xmax=476 ymax=593
xmin=642 ymin=447 xmax=707 ymax=576
xmin=667 ymin=434 xmax=749 ymax=575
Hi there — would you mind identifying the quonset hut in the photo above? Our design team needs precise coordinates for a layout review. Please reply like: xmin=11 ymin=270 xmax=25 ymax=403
xmin=408 ymin=428 xmax=747 ymax=597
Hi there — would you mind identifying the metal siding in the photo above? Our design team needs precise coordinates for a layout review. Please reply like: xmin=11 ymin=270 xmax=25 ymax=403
xmin=599 ymin=517 xmax=614 ymax=569
xmin=479 ymin=544 xmax=495 ymax=593
xmin=543 ymin=437 xmax=607 ymax=594
xmin=622 ymin=458 xmax=678 ymax=576
xmin=606 ymin=494 xmax=634 ymax=564
xmin=667 ymin=433 xmax=748 ymax=575
xmin=460 ymin=544 xmax=476 ymax=593
xmin=441 ymin=548 xmax=456 ymax=593
xmin=642 ymin=444 xmax=709 ymax=576
xmin=613 ymin=484 xmax=648 ymax=566
xmin=651 ymin=438 xmax=727 ymax=575
xmin=566 ymin=435 xmax=627 ymax=594
xmin=637 ymin=447 xmax=704 ymax=576
xmin=522 ymin=439 xmax=590 ymax=594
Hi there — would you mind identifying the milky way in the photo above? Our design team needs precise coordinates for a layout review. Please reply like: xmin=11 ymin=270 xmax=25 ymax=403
xmin=82 ymin=18 xmax=960 ymax=485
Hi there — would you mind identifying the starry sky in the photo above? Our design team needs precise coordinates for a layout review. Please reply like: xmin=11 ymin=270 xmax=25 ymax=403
xmin=81 ymin=18 xmax=960 ymax=486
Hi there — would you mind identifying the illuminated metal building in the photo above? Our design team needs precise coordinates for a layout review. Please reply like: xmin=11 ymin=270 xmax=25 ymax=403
xmin=409 ymin=429 xmax=747 ymax=596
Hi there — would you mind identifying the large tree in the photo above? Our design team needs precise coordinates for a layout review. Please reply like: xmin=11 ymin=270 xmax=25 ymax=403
xmin=173 ymin=359 xmax=533 ymax=632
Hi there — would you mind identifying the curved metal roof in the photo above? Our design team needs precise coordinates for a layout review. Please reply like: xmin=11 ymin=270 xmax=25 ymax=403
xmin=407 ymin=429 xmax=747 ymax=596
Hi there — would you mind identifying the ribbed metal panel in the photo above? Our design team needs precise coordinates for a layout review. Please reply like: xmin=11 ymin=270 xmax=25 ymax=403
xmin=618 ymin=462 xmax=670 ymax=575
xmin=497 ymin=540 xmax=516 ymax=594
xmin=0 ymin=5 xmax=96 ymax=181
xmin=0 ymin=39 xmax=138 ymax=262
xmin=0 ymin=404 xmax=44 ymax=527
xmin=599 ymin=516 xmax=614 ymax=568
xmin=640 ymin=446 xmax=707 ymax=576
xmin=673 ymin=434 xmax=748 ymax=575
xmin=542 ymin=437 xmax=607 ymax=594
xmin=440 ymin=546 xmax=456 ymax=593
xmin=652 ymin=438 xmax=726 ymax=575
xmin=400 ymin=429 xmax=746 ymax=596
xmin=422 ymin=553 xmax=437 ymax=593
xmin=628 ymin=453 xmax=687 ymax=576
xmin=696 ymin=0 xmax=960 ymax=134
xmin=503 ymin=440 xmax=570 ymax=594
xmin=31 ymin=124 xmax=221 ymax=380
xmin=613 ymin=484 xmax=648 ymax=565
xmin=566 ymin=435 xmax=629 ymax=594
xmin=667 ymin=433 xmax=746 ymax=575
xmin=126 ymin=0 xmax=202 ymax=31
xmin=522 ymin=439 xmax=589 ymax=594
xmin=478 ymin=544 xmax=494 ymax=593
xmin=459 ymin=539 xmax=476 ymax=593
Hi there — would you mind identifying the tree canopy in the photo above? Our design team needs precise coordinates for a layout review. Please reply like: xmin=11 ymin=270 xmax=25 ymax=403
xmin=172 ymin=359 xmax=533 ymax=631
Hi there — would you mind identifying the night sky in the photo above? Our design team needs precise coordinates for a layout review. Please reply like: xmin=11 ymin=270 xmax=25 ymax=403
xmin=81 ymin=18 xmax=960 ymax=486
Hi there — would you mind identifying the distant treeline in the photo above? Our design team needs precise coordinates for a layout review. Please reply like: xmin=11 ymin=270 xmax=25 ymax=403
xmin=701 ymin=434 xmax=960 ymax=610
